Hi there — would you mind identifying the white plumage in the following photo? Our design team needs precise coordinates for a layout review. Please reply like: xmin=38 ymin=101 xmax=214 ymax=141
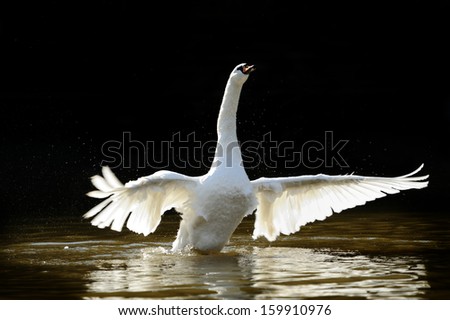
xmin=84 ymin=63 xmax=429 ymax=253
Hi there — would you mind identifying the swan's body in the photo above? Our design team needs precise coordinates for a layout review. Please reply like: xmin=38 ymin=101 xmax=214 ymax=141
xmin=84 ymin=63 xmax=429 ymax=253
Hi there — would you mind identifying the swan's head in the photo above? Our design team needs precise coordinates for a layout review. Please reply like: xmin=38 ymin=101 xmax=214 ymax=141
xmin=229 ymin=63 xmax=255 ymax=85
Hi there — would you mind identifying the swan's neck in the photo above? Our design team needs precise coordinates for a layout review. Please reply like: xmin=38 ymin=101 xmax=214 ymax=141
xmin=212 ymin=80 xmax=243 ymax=170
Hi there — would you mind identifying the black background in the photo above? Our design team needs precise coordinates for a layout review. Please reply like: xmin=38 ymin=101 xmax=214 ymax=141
xmin=1 ymin=0 xmax=449 ymax=222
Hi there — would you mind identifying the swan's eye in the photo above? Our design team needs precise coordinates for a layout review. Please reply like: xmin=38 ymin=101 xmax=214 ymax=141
xmin=237 ymin=65 xmax=244 ymax=72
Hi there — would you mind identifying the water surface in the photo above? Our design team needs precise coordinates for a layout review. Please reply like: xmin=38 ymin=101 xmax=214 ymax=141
xmin=1 ymin=211 xmax=449 ymax=299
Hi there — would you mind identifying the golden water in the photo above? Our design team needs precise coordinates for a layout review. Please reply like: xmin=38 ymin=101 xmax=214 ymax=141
xmin=1 ymin=211 xmax=449 ymax=299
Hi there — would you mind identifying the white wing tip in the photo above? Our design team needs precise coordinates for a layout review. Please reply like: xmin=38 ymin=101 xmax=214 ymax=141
xmin=102 ymin=166 xmax=124 ymax=188
xmin=89 ymin=167 xmax=124 ymax=193
xmin=86 ymin=190 xmax=111 ymax=199
xmin=399 ymin=163 xmax=425 ymax=178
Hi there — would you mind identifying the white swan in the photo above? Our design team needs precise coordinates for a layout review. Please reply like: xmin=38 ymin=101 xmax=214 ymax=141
xmin=84 ymin=63 xmax=429 ymax=253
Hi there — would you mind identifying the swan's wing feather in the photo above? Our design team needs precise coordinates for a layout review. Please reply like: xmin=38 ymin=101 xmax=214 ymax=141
xmin=250 ymin=164 xmax=429 ymax=241
xmin=84 ymin=168 xmax=198 ymax=236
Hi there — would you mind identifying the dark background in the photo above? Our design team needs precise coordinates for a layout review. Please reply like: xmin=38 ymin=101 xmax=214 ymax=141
xmin=1 ymin=0 xmax=449 ymax=223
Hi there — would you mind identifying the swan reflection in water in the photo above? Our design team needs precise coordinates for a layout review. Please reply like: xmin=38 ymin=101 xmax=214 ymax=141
xmin=85 ymin=244 xmax=429 ymax=299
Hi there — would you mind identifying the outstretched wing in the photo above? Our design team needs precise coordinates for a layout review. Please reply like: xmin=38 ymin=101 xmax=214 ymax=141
xmin=84 ymin=167 xmax=198 ymax=236
xmin=250 ymin=164 xmax=429 ymax=241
